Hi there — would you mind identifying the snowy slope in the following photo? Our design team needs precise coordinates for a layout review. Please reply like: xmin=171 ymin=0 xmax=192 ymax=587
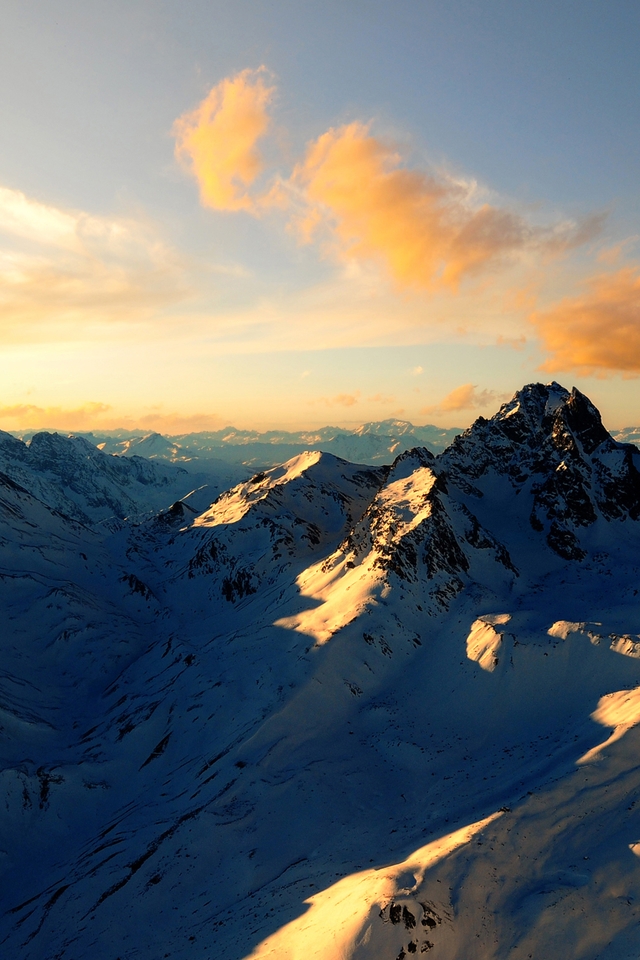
xmin=2 ymin=384 xmax=640 ymax=959
xmin=0 ymin=430 xmax=245 ymax=527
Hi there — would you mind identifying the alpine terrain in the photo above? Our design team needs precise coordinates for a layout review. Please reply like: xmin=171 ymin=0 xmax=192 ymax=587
xmin=3 ymin=382 xmax=640 ymax=960
xmin=67 ymin=420 xmax=462 ymax=469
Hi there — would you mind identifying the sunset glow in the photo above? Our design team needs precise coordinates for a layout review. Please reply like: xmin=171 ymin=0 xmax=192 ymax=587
xmin=1 ymin=3 xmax=639 ymax=431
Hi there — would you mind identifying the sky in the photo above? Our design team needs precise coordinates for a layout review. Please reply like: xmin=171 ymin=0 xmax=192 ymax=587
xmin=1 ymin=0 xmax=640 ymax=433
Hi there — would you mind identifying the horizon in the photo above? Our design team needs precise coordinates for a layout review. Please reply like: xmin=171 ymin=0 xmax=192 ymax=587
xmin=8 ymin=418 xmax=463 ymax=440
xmin=5 ymin=379 xmax=640 ymax=439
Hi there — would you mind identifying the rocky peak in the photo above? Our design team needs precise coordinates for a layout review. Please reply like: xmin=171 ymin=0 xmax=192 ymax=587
xmin=0 ymin=430 xmax=194 ymax=526
xmin=444 ymin=382 xmax=610 ymax=468
xmin=550 ymin=386 xmax=610 ymax=456
xmin=438 ymin=382 xmax=640 ymax=560
xmin=491 ymin=381 xmax=570 ymax=446
xmin=440 ymin=382 xmax=618 ymax=483
xmin=385 ymin=445 xmax=435 ymax=482
xmin=330 ymin=443 xmax=516 ymax=612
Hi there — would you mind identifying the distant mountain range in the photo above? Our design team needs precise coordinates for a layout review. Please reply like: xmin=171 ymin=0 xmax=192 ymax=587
xmin=3 ymin=385 xmax=640 ymax=958
xmin=16 ymin=416 xmax=639 ymax=475
xmin=41 ymin=419 xmax=464 ymax=467
xmin=612 ymin=425 xmax=640 ymax=447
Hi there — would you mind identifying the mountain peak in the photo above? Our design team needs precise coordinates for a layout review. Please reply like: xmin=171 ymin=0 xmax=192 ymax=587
xmin=29 ymin=431 xmax=98 ymax=460
xmin=453 ymin=381 xmax=610 ymax=460
xmin=558 ymin=385 xmax=610 ymax=455
xmin=486 ymin=381 xmax=569 ymax=444
xmin=438 ymin=381 xmax=640 ymax=560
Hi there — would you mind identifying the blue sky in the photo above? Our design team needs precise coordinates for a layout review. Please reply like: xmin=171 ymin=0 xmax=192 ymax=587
xmin=0 ymin=1 xmax=639 ymax=431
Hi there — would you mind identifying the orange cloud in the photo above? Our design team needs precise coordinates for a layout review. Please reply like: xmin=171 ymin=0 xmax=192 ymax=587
xmin=172 ymin=70 xmax=603 ymax=312
xmin=173 ymin=67 xmax=274 ymax=213
xmin=367 ymin=392 xmax=395 ymax=403
xmin=291 ymin=122 xmax=534 ymax=289
xmin=309 ymin=391 xmax=361 ymax=408
xmin=532 ymin=267 xmax=640 ymax=375
xmin=422 ymin=383 xmax=502 ymax=415
xmin=0 ymin=402 xmax=111 ymax=432
xmin=329 ymin=392 xmax=360 ymax=407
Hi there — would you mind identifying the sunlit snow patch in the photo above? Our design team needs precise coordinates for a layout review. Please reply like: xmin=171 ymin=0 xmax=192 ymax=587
xmin=579 ymin=686 xmax=640 ymax=764
xmin=243 ymin=812 xmax=502 ymax=960
xmin=548 ymin=621 xmax=640 ymax=659
xmin=274 ymin=559 xmax=380 ymax=645
xmin=466 ymin=613 xmax=511 ymax=672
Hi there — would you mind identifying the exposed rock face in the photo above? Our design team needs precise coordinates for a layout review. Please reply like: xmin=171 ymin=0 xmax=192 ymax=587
xmin=335 ymin=447 xmax=516 ymax=612
xmin=167 ymin=383 xmax=640 ymax=620
xmin=439 ymin=381 xmax=640 ymax=559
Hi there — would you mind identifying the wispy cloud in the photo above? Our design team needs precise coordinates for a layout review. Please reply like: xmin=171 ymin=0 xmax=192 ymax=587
xmin=367 ymin=392 xmax=395 ymax=403
xmin=310 ymin=391 xmax=361 ymax=408
xmin=174 ymin=71 xmax=601 ymax=298
xmin=289 ymin=123 xmax=603 ymax=291
xmin=166 ymin=66 xmax=638 ymax=382
xmin=0 ymin=186 xmax=184 ymax=339
xmin=596 ymin=236 xmax=639 ymax=266
xmin=0 ymin=186 xmax=83 ymax=250
xmin=422 ymin=383 xmax=504 ymax=415
xmin=131 ymin=410 xmax=226 ymax=433
xmin=173 ymin=67 xmax=275 ymax=213
xmin=531 ymin=266 xmax=640 ymax=375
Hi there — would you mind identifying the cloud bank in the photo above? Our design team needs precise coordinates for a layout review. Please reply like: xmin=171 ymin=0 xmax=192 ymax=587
xmin=0 ymin=402 xmax=228 ymax=434
xmin=0 ymin=402 xmax=112 ymax=432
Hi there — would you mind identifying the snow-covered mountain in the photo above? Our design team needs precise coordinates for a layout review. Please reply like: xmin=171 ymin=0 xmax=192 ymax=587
xmin=613 ymin=425 xmax=640 ymax=447
xmin=65 ymin=418 xmax=462 ymax=468
xmin=0 ymin=430 xmax=248 ymax=527
xmin=3 ymin=382 xmax=640 ymax=959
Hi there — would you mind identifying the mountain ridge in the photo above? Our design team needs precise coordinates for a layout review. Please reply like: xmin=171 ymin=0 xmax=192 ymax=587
xmin=13 ymin=419 xmax=463 ymax=468
xmin=2 ymin=382 xmax=640 ymax=959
